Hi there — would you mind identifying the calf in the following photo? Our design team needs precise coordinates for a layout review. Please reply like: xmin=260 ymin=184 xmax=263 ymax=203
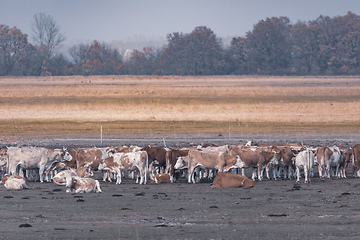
xmin=295 ymin=148 xmax=314 ymax=183
xmin=151 ymin=173 xmax=171 ymax=184
xmin=2 ymin=175 xmax=28 ymax=190
xmin=211 ymin=172 xmax=255 ymax=189
xmin=65 ymin=174 xmax=102 ymax=193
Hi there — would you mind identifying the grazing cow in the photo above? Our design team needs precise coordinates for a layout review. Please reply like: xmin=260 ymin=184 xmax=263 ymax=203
xmin=352 ymin=144 xmax=360 ymax=177
xmin=211 ymin=172 xmax=255 ymax=189
xmin=7 ymin=147 xmax=72 ymax=182
xmin=2 ymin=175 xmax=28 ymax=190
xmin=228 ymin=146 xmax=279 ymax=181
xmin=295 ymin=148 xmax=314 ymax=183
xmin=174 ymin=150 xmax=237 ymax=184
xmin=141 ymin=146 xmax=168 ymax=178
xmin=165 ymin=149 xmax=189 ymax=182
xmin=52 ymin=167 xmax=93 ymax=186
xmin=338 ymin=146 xmax=352 ymax=178
xmin=65 ymin=174 xmax=102 ymax=193
xmin=315 ymin=145 xmax=342 ymax=179
xmin=151 ymin=173 xmax=171 ymax=184
xmin=98 ymin=151 xmax=148 ymax=184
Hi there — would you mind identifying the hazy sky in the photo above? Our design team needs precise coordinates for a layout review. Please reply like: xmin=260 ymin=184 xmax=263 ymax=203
xmin=1 ymin=0 xmax=359 ymax=45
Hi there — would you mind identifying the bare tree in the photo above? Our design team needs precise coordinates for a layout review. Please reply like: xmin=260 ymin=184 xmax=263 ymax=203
xmin=32 ymin=12 xmax=65 ymax=56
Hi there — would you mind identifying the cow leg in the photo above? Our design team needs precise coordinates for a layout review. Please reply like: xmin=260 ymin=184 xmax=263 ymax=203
xmin=241 ymin=168 xmax=245 ymax=176
xmin=296 ymin=167 xmax=300 ymax=183
xmin=251 ymin=168 xmax=256 ymax=181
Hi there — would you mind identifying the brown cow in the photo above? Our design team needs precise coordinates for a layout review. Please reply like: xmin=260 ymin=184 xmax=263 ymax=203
xmin=339 ymin=146 xmax=352 ymax=178
xmin=352 ymin=144 xmax=360 ymax=177
xmin=272 ymin=146 xmax=295 ymax=179
xmin=141 ymin=146 xmax=168 ymax=177
xmin=211 ymin=172 xmax=255 ymax=188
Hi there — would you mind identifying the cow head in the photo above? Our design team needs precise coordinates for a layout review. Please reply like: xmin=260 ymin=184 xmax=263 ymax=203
xmin=61 ymin=148 xmax=73 ymax=162
xmin=174 ymin=156 xmax=187 ymax=170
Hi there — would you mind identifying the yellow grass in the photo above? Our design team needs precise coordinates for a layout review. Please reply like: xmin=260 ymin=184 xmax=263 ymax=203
xmin=0 ymin=75 xmax=359 ymax=136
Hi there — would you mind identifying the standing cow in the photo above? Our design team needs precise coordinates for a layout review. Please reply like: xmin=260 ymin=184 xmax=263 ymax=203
xmin=7 ymin=147 xmax=72 ymax=182
xmin=295 ymin=148 xmax=314 ymax=183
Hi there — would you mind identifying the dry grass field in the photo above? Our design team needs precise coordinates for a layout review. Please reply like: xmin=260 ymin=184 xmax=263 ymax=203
xmin=0 ymin=75 xmax=359 ymax=141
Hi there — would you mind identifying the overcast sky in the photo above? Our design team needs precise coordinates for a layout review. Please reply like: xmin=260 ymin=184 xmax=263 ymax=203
xmin=1 ymin=0 xmax=359 ymax=46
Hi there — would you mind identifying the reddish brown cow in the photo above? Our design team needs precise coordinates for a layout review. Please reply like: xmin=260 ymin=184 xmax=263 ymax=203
xmin=273 ymin=146 xmax=295 ymax=179
xmin=211 ymin=172 xmax=255 ymax=189
xmin=141 ymin=146 xmax=168 ymax=177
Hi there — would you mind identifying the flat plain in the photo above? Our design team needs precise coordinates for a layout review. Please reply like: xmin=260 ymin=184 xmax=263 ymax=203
xmin=0 ymin=75 xmax=359 ymax=145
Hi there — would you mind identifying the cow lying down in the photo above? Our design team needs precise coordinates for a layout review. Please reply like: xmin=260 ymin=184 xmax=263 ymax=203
xmin=1 ymin=174 xmax=28 ymax=190
xmin=151 ymin=173 xmax=171 ymax=184
xmin=52 ymin=167 xmax=93 ymax=186
xmin=211 ymin=172 xmax=255 ymax=189
xmin=64 ymin=172 xmax=102 ymax=193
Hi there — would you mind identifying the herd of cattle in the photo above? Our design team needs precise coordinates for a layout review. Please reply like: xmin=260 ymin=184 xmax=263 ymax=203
xmin=0 ymin=141 xmax=359 ymax=192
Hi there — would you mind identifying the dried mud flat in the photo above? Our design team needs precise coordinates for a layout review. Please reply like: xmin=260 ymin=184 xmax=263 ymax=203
xmin=1 ymin=171 xmax=360 ymax=240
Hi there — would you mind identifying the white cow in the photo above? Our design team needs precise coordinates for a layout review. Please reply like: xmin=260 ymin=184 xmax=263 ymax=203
xmin=295 ymin=148 xmax=314 ymax=183
xmin=52 ymin=167 xmax=93 ymax=185
xmin=65 ymin=172 xmax=102 ymax=193
xmin=7 ymin=147 xmax=72 ymax=182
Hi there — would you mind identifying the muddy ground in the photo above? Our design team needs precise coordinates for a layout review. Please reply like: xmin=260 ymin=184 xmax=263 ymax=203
xmin=0 ymin=133 xmax=360 ymax=240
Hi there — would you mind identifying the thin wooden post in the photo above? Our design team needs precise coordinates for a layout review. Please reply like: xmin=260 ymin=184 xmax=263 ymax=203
xmin=100 ymin=124 xmax=103 ymax=144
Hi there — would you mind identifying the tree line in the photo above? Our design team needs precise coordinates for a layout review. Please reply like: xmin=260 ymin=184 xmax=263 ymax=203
xmin=1 ymin=12 xmax=360 ymax=76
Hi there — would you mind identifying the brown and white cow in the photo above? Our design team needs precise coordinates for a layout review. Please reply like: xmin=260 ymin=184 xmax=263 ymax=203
xmin=65 ymin=174 xmax=102 ymax=193
xmin=211 ymin=172 xmax=255 ymax=188
xmin=151 ymin=173 xmax=171 ymax=184
xmin=1 ymin=175 xmax=28 ymax=190
xmin=228 ymin=146 xmax=279 ymax=181
xmin=98 ymin=151 xmax=148 ymax=184
xmin=315 ymin=145 xmax=343 ymax=179
xmin=352 ymin=144 xmax=360 ymax=177
xmin=75 ymin=147 xmax=109 ymax=170
xmin=174 ymin=150 xmax=237 ymax=184
xmin=165 ymin=148 xmax=189 ymax=182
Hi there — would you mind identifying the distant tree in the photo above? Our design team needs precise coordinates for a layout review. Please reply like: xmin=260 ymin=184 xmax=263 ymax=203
xmin=124 ymin=47 xmax=157 ymax=75
xmin=226 ymin=36 xmax=248 ymax=74
xmin=0 ymin=25 xmax=32 ymax=75
xmin=159 ymin=26 xmax=225 ymax=75
xmin=69 ymin=40 xmax=123 ymax=75
xmin=32 ymin=13 xmax=65 ymax=57
xmin=246 ymin=17 xmax=293 ymax=74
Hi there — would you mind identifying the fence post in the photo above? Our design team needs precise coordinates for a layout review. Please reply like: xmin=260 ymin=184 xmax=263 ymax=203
xmin=229 ymin=121 xmax=231 ymax=140
xmin=100 ymin=124 xmax=103 ymax=144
